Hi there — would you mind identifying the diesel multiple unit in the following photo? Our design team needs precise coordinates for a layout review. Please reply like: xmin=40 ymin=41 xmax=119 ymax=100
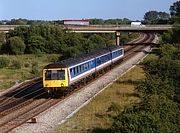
xmin=43 ymin=45 xmax=124 ymax=93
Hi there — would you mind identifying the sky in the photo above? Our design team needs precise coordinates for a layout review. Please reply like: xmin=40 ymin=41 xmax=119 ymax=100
xmin=0 ymin=0 xmax=177 ymax=21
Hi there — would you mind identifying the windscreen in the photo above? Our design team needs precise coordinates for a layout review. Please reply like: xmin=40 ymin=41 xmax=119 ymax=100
xmin=45 ymin=70 xmax=65 ymax=80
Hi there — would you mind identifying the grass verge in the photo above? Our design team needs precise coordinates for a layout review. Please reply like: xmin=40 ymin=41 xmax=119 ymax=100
xmin=0 ymin=54 xmax=59 ymax=91
xmin=57 ymin=64 xmax=145 ymax=133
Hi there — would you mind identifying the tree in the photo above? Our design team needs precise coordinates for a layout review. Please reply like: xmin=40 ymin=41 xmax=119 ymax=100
xmin=111 ymin=92 xmax=180 ymax=133
xmin=158 ymin=12 xmax=170 ymax=20
xmin=171 ymin=24 xmax=180 ymax=43
xmin=161 ymin=31 xmax=173 ymax=44
xmin=162 ymin=24 xmax=180 ymax=44
xmin=0 ymin=33 xmax=5 ymax=44
xmin=0 ymin=33 xmax=6 ymax=53
xmin=144 ymin=11 xmax=159 ymax=24
xmin=5 ymin=36 xmax=25 ymax=55
xmin=144 ymin=11 xmax=170 ymax=24
xmin=159 ymin=44 xmax=177 ymax=59
xmin=45 ymin=37 xmax=62 ymax=54
xmin=111 ymin=112 xmax=160 ymax=133
xmin=89 ymin=19 xmax=104 ymax=25
xmin=26 ymin=35 xmax=46 ymax=54
xmin=88 ymin=34 xmax=106 ymax=49
xmin=61 ymin=46 xmax=81 ymax=59
xmin=6 ymin=18 xmax=27 ymax=25
xmin=170 ymin=1 xmax=180 ymax=17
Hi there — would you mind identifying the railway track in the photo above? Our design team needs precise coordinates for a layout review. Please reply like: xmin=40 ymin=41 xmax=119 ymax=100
xmin=0 ymin=33 xmax=155 ymax=133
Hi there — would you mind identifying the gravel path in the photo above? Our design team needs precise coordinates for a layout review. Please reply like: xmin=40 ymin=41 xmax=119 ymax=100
xmin=12 ymin=36 xmax=157 ymax=133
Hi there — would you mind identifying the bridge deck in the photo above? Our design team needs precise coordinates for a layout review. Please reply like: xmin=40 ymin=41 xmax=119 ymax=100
xmin=0 ymin=25 xmax=172 ymax=33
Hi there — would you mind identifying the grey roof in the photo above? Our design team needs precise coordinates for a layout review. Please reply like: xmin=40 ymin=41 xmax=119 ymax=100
xmin=44 ymin=45 xmax=123 ymax=69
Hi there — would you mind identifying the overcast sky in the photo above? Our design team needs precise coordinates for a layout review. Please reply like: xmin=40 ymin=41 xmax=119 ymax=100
xmin=0 ymin=0 xmax=177 ymax=20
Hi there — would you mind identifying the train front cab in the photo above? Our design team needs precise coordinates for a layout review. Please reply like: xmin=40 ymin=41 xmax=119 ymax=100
xmin=43 ymin=68 xmax=69 ymax=92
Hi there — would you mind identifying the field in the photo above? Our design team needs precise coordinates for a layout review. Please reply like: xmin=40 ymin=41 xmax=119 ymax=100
xmin=57 ymin=64 xmax=146 ymax=133
xmin=0 ymin=54 xmax=59 ymax=90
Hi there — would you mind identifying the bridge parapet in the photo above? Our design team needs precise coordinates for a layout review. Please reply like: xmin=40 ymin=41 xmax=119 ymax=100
xmin=0 ymin=24 xmax=172 ymax=33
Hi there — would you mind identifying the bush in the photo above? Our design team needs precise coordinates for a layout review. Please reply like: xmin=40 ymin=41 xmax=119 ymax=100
xmin=31 ymin=62 xmax=39 ymax=75
xmin=107 ymin=102 xmax=122 ymax=113
xmin=159 ymin=44 xmax=177 ymax=59
xmin=24 ymin=63 xmax=30 ymax=68
xmin=0 ymin=57 xmax=10 ymax=68
xmin=26 ymin=35 xmax=46 ymax=54
xmin=47 ymin=55 xmax=59 ymax=62
xmin=111 ymin=112 xmax=160 ymax=133
xmin=0 ymin=33 xmax=5 ymax=53
xmin=6 ymin=36 xmax=25 ymax=55
xmin=31 ymin=66 xmax=39 ymax=75
xmin=11 ymin=60 xmax=21 ymax=69
xmin=111 ymin=95 xmax=180 ymax=133
xmin=0 ymin=43 xmax=2 ymax=54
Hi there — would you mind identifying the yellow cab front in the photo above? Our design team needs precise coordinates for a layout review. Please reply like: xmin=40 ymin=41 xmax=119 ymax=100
xmin=43 ymin=68 xmax=69 ymax=88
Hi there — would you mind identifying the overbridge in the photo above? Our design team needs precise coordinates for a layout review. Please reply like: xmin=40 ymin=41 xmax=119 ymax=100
xmin=67 ymin=25 xmax=172 ymax=33
xmin=66 ymin=25 xmax=171 ymax=45
xmin=0 ymin=24 xmax=172 ymax=45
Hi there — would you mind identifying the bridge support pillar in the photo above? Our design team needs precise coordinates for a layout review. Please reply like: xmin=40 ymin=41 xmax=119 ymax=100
xmin=116 ymin=31 xmax=121 ymax=45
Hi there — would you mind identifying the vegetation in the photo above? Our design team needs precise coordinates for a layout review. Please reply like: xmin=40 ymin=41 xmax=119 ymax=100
xmin=110 ymin=2 xmax=180 ymax=132
xmin=0 ymin=33 xmax=6 ymax=52
xmin=89 ymin=18 xmax=130 ymax=25
xmin=0 ymin=57 xmax=10 ymax=68
xmin=3 ymin=36 xmax=26 ymax=55
xmin=2 ymin=2 xmax=179 ymax=132
xmin=59 ymin=2 xmax=180 ymax=132
xmin=0 ymin=23 xmax=122 ymax=58
xmin=170 ymin=1 xmax=180 ymax=17
xmin=0 ymin=22 xmax=135 ymax=59
xmin=0 ymin=19 xmax=138 ymax=90
xmin=0 ymin=54 xmax=59 ymax=90
xmin=57 ymin=66 xmax=144 ymax=133
xmin=144 ymin=10 xmax=170 ymax=24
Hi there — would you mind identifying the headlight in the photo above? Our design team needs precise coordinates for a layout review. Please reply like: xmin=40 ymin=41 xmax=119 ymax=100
xmin=61 ymin=83 xmax=64 ymax=87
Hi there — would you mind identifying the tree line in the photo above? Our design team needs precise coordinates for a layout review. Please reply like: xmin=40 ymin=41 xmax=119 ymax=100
xmin=0 ymin=18 xmax=131 ymax=26
xmin=0 ymin=12 xmax=170 ymax=26
xmin=0 ymin=23 xmax=121 ymax=58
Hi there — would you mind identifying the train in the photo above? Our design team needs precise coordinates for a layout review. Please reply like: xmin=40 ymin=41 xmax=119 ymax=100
xmin=42 ymin=45 xmax=124 ymax=93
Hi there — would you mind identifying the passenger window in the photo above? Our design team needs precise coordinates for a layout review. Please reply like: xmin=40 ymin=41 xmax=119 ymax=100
xmin=70 ymin=69 xmax=73 ymax=76
xmin=85 ymin=63 xmax=88 ymax=69
xmin=80 ymin=65 xmax=83 ymax=72
xmin=78 ymin=66 xmax=81 ymax=73
xmin=91 ymin=61 xmax=93 ymax=67
xmin=76 ymin=66 xmax=79 ymax=74
xmin=82 ymin=64 xmax=85 ymax=71
xmin=97 ymin=59 xmax=101 ymax=65
xmin=74 ymin=67 xmax=77 ymax=75
xmin=88 ymin=62 xmax=90 ymax=69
